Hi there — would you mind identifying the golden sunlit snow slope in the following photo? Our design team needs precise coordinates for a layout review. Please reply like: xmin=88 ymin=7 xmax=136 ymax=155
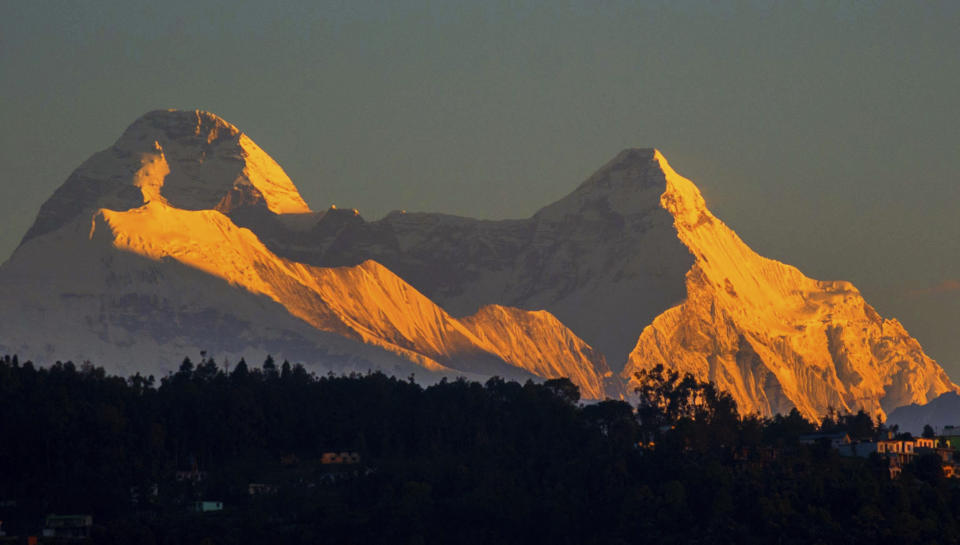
xmin=94 ymin=199 xmax=609 ymax=395
xmin=622 ymin=151 xmax=958 ymax=420
xmin=461 ymin=305 xmax=612 ymax=399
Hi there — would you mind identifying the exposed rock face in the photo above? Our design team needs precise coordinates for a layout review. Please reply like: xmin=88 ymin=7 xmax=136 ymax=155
xmin=1 ymin=109 xmax=954 ymax=413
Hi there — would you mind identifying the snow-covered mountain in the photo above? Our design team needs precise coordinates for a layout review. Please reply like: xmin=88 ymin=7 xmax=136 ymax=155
xmin=0 ymin=109 xmax=953 ymax=414
xmin=241 ymin=143 xmax=956 ymax=420
xmin=250 ymin=149 xmax=695 ymax=371
xmin=0 ymin=110 xmax=610 ymax=396
xmin=620 ymin=151 xmax=957 ymax=420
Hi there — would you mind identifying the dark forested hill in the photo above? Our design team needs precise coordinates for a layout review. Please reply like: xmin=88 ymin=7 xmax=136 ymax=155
xmin=0 ymin=354 xmax=959 ymax=544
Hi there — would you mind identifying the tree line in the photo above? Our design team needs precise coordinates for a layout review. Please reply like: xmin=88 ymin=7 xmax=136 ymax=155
xmin=0 ymin=355 xmax=958 ymax=544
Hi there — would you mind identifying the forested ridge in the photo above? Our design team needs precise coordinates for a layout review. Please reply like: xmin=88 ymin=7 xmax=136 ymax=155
xmin=1 ymin=354 xmax=958 ymax=545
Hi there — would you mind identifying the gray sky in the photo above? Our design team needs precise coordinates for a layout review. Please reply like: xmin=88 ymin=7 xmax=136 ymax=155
xmin=2 ymin=1 xmax=959 ymax=374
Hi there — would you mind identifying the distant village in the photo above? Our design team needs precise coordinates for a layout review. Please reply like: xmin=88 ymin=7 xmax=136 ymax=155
xmin=799 ymin=425 xmax=960 ymax=479
xmin=0 ymin=451 xmax=365 ymax=543
xmin=637 ymin=419 xmax=960 ymax=481
xmin=7 ymin=425 xmax=960 ymax=543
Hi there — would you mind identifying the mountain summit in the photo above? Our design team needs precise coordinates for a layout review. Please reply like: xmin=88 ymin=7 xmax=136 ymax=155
xmin=1 ymin=110 xmax=610 ymax=397
xmin=22 ymin=109 xmax=310 ymax=244
xmin=0 ymin=110 xmax=954 ymax=416
xmin=622 ymin=152 xmax=957 ymax=418
xmin=244 ymin=141 xmax=956 ymax=419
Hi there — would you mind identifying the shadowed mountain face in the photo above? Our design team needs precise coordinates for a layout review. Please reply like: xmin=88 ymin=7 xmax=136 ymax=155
xmin=887 ymin=392 xmax=960 ymax=436
xmin=0 ymin=109 xmax=954 ymax=414
xmin=241 ymin=149 xmax=696 ymax=370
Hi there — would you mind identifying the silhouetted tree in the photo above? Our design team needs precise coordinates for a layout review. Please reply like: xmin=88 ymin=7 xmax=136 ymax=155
xmin=262 ymin=355 xmax=277 ymax=378
xmin=543 ymin=377 xmax=580 ymax=404
xmin=2 ymin=353 xmax=960 ymax=545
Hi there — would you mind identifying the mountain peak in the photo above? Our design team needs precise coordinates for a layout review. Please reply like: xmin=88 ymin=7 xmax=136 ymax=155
xmin=592 ymin=147 xmax=661 ymax=177
xmin=609 ymin=147 xmax=659 ymax=164
xmin=534 ymin=147 xmax=672 ymax=222
xmin=116 ymin=109 xmax=310 ymax=216
xmin=21 ymin=110 xmax=310 ymax=244
xmin=623 ymin=151 xmax=958 ymax=419
xmin=118 ymin=109 xmax=242 ymax=150
xmin=571 ymin=147 xmax=682 ymax=200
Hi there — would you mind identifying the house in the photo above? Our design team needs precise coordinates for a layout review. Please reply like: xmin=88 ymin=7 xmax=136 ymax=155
xmin=830 ymin=432 xmax=960 ymax=479
xmin=915 ymin=444 xmax=959 ymax=477
xmin=838 ymin=438 xmax=920 ymax=479
xmin=191 ymin=501 xmax=223 ymax=513
xmin=878 ymin=439 xmax=915 ymax=457
xmin=248 ymin=483 xmax=277 ymax=496
xmin=839 ymin=439 xmax=916 ymax=459
xmin=175 ymin=469 xmax=207 ymax=483
xmin=130 ymin=483 xmax=159 ymax=505
xmin=799 ymin=432 xmax=851 ymax=448
xmin=42 ymin=515 xmax=93 ymax=538
xmin=941 ymin=426 xmax=960 ymax=450
xmin=321 ymin=452 xmax=361 ymax=465
xmin=928 ymin=447 xmax=957 ymax=462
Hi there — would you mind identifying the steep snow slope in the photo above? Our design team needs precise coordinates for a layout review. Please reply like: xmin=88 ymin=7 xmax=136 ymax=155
xmin=0 ymin=109 xmax=610 ymax=396
xmin=253 ymin=151 xmax=695 ymax=368
xmin=621 ymin=151 xmax=957 ymax=420
xmin=461 ymin=305 xmax=612 ymax=399
xmin=96 ymin=200 xmax=608 ymax=390
xmin=0 ymin=211 xmax=413 ymax=377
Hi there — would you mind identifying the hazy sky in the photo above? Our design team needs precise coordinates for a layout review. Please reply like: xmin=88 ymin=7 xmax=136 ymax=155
xmin=2 ymin=1 xmax=959 ymax=373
